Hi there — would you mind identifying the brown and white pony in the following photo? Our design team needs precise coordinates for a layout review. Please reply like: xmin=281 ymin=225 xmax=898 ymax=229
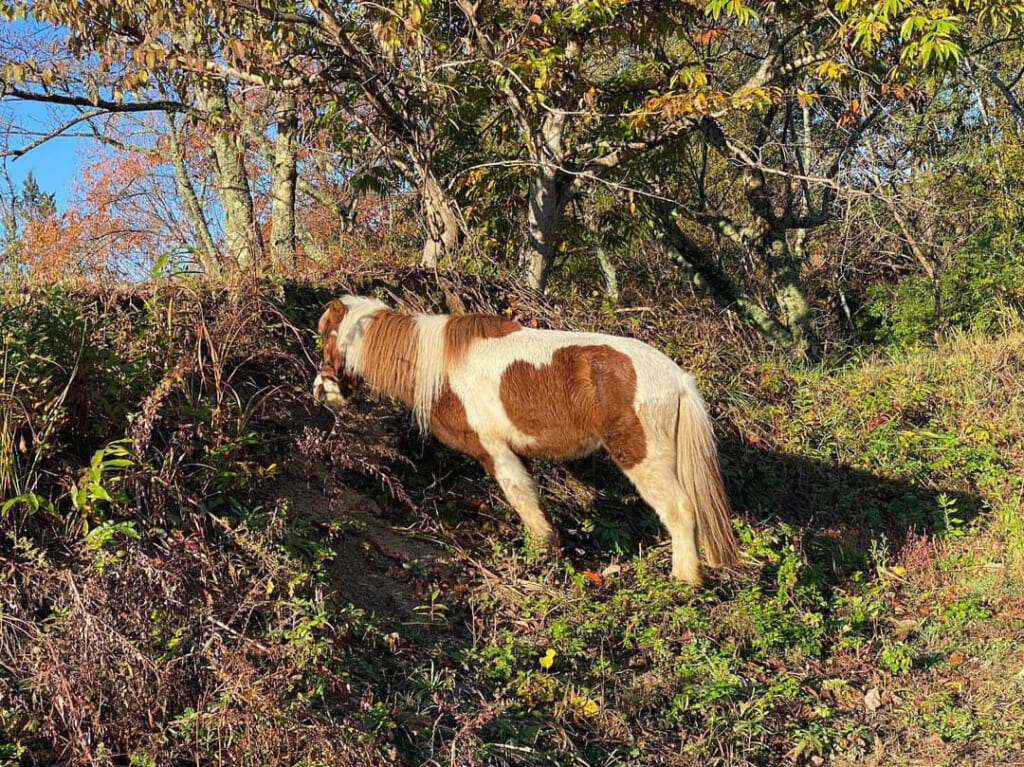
xmin=312 ymin=296 xmax=739 ymax=583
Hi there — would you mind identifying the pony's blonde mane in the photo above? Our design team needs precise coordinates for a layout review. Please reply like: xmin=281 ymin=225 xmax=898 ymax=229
xmin=412 ymin=314 xmax=449 ymax=432
xmin=337 ymin=298 xmax=523 ymax=433
xmin=334 ymin=296 xmax=388 ymax=375
xmin=334 ymin=296 xmax=448 ymax=432
xmin=359 ymin=310 xmax=418 ymax=408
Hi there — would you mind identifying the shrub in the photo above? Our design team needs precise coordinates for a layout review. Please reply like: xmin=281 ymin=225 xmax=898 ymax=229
xmin=864 ymin=229 xmax=1024 ymax=345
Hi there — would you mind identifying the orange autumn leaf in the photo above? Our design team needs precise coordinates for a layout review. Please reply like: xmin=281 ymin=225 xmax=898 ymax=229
xmin=838 ymin=98 xmax=861 ymax=127
xmin=693 ymin=28 xmax=726 ymax=45
xmin=18 ymin=129 xmax=174 ymax=280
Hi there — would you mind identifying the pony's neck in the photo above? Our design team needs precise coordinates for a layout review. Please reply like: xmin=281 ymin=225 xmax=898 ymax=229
xmin=341 ymin=298 xmax=452 ymax=432
xmin=348 ymin=304 xmax=420 ymax=411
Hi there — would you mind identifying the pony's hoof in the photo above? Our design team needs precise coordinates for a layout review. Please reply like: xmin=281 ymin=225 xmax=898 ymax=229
xmin=671 ymin=566 xmax=704 ymax=587
xmin=524 ymin=528 xmax=561 ymax=558
xmin=539 ymin=530 xmax=562 ymax=552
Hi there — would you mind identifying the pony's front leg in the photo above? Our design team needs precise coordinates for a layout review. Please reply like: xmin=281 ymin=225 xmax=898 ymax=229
xmin=485 ymin=446 xmax=559 ymax=549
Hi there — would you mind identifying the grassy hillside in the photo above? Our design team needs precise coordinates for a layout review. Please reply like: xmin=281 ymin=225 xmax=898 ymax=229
xmin=1 ymin=272 xmax=1022 ymax=766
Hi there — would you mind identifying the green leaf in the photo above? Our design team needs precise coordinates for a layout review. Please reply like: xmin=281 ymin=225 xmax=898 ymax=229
xmin=151 ymin=250 xmax=172 ymax=278
xmin=87 ymin=482 xmax=112 ymax=502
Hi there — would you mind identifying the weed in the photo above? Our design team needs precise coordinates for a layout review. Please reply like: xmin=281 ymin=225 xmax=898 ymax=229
xmin=879 ymin=640 xmax=915 ymax=675
xmin=941 ymin=597 xmax=991 ymax=627
xmin=920 ymin=691 xmax=979 ymax=742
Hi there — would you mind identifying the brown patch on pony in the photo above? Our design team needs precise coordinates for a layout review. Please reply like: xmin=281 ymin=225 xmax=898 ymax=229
xmin=443 ymin=314 xmax=521 ymax=368
xmin=317 ymin=299 xmax=361 ymax=397
xmin=499 ymin=345 xmax=646 ymax=467
xmin=429 ymin=385 xmax=494 ymax=473
xmin=358 ymin=310 xmax=418 ymax=407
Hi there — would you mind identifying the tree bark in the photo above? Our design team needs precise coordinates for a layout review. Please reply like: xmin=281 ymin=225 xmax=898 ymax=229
xmin=270 ymin=91 xmax=298 ymax=271
xmin=165 ymin=114 xmax=220 ymax=276
xmin=297 ymin=219 xmax=326 ymax=265
xmin=520 ymin=111 xmax=571 ymax=291
xmin=763 ymin=231 xmax=820 ymax=359
xmin=583 ymin=199 xmax=619 ymax=304
xmin=595 ymin=243 xmax=619 ymax=305
xmin=521 ymin=170 xmax=572 ymax=291
xmin=194 ymin=80 xmax=261 ymax=270
xmin=419 ymin=171 xmax=461 ymax=268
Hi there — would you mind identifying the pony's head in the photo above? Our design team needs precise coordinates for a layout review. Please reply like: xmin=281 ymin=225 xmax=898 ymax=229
xmin=313 ymin=298 xmax=363 ymax=411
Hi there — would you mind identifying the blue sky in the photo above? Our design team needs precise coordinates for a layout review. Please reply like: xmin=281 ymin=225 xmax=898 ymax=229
xmin=1 ymin=18 xmax=87 ymax=211
xmin=3 ymin=99 xmax=88 ymax=210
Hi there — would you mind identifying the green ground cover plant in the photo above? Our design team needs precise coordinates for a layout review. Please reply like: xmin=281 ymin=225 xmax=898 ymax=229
xmin=1 ymin=271 xmax=1022 ymax=765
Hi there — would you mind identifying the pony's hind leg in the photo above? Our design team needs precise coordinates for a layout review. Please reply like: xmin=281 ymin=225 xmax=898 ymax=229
xmin=486 ymin=445 xmax=559 ymax=549
xmin=618 ymin=455 xmax=701 ymax=584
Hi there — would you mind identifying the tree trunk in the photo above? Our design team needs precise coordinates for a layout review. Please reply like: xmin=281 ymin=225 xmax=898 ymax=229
xmin=419 ymin=172 xmax=460 ymax=268
xmin=270 ymin=91 xmax=297 ymax=271
xmin=519 ymin=112 xmax=570 ymax=292
xmin=583 ymin=200 xmax=619 ymax=304
xmin=595 ymin=243 xmax=619 ymax=305
xmin=194 ymin=81 xmax=261 ymax=270
xmin=297 ymin=219 xmax=326 ymax=265
xmin=660 ymin=215 xmax=793 ymax=346
xmin=763 ymin=232 xmax=820 ymax=359
xmin=521 ymin=169 xmax=572 ymax=291
xmin=165 ymin=114 xmax=220 ymax=276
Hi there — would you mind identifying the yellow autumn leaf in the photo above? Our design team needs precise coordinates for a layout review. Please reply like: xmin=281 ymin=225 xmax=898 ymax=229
xmin=570 ymin=695 xmax=600 ymax=716
xmin=815 ymin=60 xmax=849 ymax=80
xmin=539 ymin=648 xmax=556 ymax=670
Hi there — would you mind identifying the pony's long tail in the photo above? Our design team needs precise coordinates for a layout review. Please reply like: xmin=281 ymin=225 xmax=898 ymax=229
xmin=676 ymin=382 xmax=740 ymax=568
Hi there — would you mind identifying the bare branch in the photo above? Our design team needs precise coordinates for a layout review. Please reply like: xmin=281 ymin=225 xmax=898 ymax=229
xmin=2 ymin=109 xmax=105 ymax=159
xmin=981 ymin=67 xmax=1024 ymax=122
xmin=1 ymin=83 xmax=190 ymax=115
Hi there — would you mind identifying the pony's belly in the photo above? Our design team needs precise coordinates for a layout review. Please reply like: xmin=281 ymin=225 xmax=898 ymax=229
xmin=510 ymin=430 xmax=603 ymax=461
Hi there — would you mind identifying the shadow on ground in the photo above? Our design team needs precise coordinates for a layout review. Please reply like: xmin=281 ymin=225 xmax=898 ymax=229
xmin=287 ymin=405 xmax=984 ymax=616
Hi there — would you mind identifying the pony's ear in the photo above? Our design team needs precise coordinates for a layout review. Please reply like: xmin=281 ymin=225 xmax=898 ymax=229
xmin=318 ymin=298 xmax=347 ymax=338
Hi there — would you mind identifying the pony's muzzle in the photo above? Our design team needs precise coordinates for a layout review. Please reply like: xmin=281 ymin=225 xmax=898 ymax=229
xmin=313 ymin=373 xmax=347 ymax=411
